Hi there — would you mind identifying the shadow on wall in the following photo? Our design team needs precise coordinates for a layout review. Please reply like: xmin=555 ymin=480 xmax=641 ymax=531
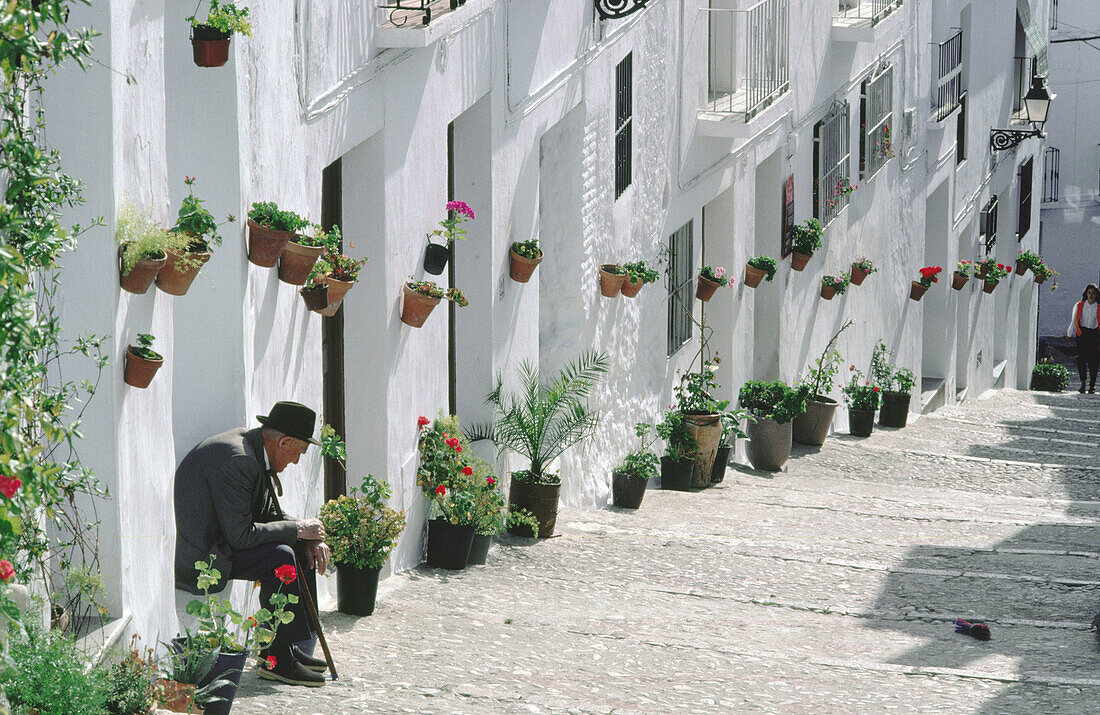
xmin=861 ymin=392 xmax=1100 ymax=712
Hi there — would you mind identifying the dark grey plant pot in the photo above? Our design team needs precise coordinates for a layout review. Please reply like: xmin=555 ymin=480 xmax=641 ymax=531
xmin=746 ymin=416 xmax=792 ymax=471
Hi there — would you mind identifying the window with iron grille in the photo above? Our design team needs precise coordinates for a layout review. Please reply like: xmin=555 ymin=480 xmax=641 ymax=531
xmin=955 ymin=92 xmax=967 ymax=164
xmin=813 ymin=103 xmax=851 ymax=226
xmin=980 ymin=195 xmax=998 ymax=256
xmin=1012 ymin=56 xmax=1036 ymax=120
xmin=667 ymin=221 xmax=693 ymax=357
xmin=860 ymin=65 xmax=893 ymax=180
xmin=1042 ymin=146 xmax=1059 ymax=203
xmin=615 ymin=53 xmax=633 ymax=199
xmin=1017 ymin=157 xmax=1033 ymax=239
xmin=1050 ymin=0 xmax=1058 ymax=30
xmin=931 ymin=30 xmax=963 ymax=122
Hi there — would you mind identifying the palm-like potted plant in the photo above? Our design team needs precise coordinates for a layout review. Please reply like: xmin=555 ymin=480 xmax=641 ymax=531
xmin=789 ymin=219 xmax=823 ymax=271
xmin=158 ymin=177 xmax=234 ymax=296
xmin=424 ymin=200 xmax=475 ymax=275
xmin=910 ymin=266 xmax=942 ymax=301
xmin=820 ymin=274 xmax=849 ymax=300
xmin=793 ymin=321 xmax=850 ymax=446
xmin=744 ymin=256 xmax=777 ymax=288
xmin=117 ymin=199 xmax=178 ymax=294
xmin=509 ymin=238 xmax=543 ymax=283
xmin=696 ymin=265 xmax=731 ymax=301
xmin=470 ymin=351 xmax=609 ymax=537
xmin=842 ymin=366 xmax=880 ymax=437
xmin=952 ymin=259 xmax=972 ymax=290
xmin=738 ymin=380 xmax=806 ymax=471
xmin=247 ymin=201 xmax=310 ymax=268
xmin=850 ymin=257 xmax=876 ymax=286
xmin=124 ymin=333 xmax=164 ymax=389
xmin=621 ymin=259 xmax=660 ymax=297
xmin=870 ymin=340 xmax=914 ymax=428
xmin=655 ymin=409 xmax=697 ymax=491
xmin=611 ymin=422 xmax=659 ymax=508
xmin=188 ymin=0 xmax=251 ymax=68
xmin=279 ymin=224 xmax=338 ymax=286
xmin=598 ymin=263 xmax=627 ymax=297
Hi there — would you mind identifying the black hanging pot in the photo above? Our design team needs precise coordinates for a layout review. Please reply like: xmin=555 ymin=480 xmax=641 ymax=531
xmin=426 ymin=518 xmax=474 ymax=570
xmin=711 ymin=444 xmax=732 ymax=483
xmin=660 ymin=456 xmax=694 ymax=491
xmin=423 ymin=242 xmax=450 ymax=275
xmin=467 ymin=534 xmax=493 ymax=565
xmin=336 ymin=563 xmax=381 ymax=616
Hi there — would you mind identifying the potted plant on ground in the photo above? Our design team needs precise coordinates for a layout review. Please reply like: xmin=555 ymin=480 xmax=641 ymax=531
xmin=418 ymin=415 xmax=479 ymax=569
xmin=711 ymin=407 xmax=750 ymax=484
xmin=469 ymin=351 xmax=609 ymax=538
xmin=820 ymin=274 xmax=849 ymax=300
xmin=738 ymin=380 xmax=806 ymax=471
xmin=977 ymin=259 xmax=1010 ymax=293
xmin=314 ymin=239 xmax=367 ymax=316
xmin=103 ymin=636 xmax=156 ymax=715
xmin=279 ymin=224 xmax=338 ymax=286
xmin=400 ymin=278 xmax=468 ymax=327
xmin=744 ymin=256 xmax=777 ymax=288
xmin=870 ymin=340 xmax=914 ymax=428
xmin=509 ymin=238 xmax=543 ymax=283
xmin=247 ymin=201 xmax=310 ymax=268
xmin=124 ymin=333 xmax=163 ymax=389
xmin=655 ymin=409 xmax=697 ymax=492
xmin=611 ymin=422 xmax=659 ymax=508
xmin=621 ymin=259 xmax=660 ymax=297
xmin=793 ymin=320 xmax=851 ymax=446
xmin=674 ymin=361 xmax=732 ymax=488
xmin=952 ymin=259 xmax=972 ymax=290
xmin=188 ymin=0 xmax=251 ymax=68
xmin=598 ymin=263 xmax=627 ymax=297
xmin=1033 ymin=261 xmax=1057 ymax=287
xmin=696 ymin=265 xmax=731 ymax=301
xmin=299 ymin=265 xmax=330 ymax=311
xmin=850 ymin=257 xmax=876 ymax=286
xmin=789 ymin=218 xmax=823 ymax=271
xmin=117 ymin=199 xmax=177 ymax=294
xmin=465 ymin=460 xmax=510 ymax=564
xmin=159 ymin=176 xmax=235 ymax=296
xmin=1015 ymin=249 xmax=1041 ymax=276
xmin=424 ymin=200 xmax=475 ymax=275
xmin=910 ymin=265 xmax=942 ymax=301
xmin=1030 ymin=362 xmax=1071 ymax=392
xmin=155 ymin=634 xmax=235 ymax=714
xmin=842 ymin=366 xmax=880 ymax=437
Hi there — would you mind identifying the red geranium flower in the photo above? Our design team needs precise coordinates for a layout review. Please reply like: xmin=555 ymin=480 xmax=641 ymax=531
xmin=245 ymin=616 xmax=257 ymax=627
xmin=435 ymin=484 xmax=447 ymax=496
xmin=417 ymin=415 xmax=430 ymax=429
xmin=0 ymin=560 xmax=14 ymax=583
xmin=462 ymin=466 xmax=473 ymax=476
xmin=487 ymin=476 xmax=496 ymax=486
xmin=0 ymin=474 xmax=21 ymax=499
xmin=265 ymin=656 xmax=277 ymax=670
xmin=873 ymin=386 xmax=880 ymax=392
xmin=274 ymin=564 xmax=297 ymax=585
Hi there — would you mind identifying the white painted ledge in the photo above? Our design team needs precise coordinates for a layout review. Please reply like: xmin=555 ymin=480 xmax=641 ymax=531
xmin=376 ymin=0 xmax=495 ymax=49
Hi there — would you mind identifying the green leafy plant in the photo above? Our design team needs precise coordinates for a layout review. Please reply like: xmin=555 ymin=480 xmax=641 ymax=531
xmin=789 ymin=218 xmax=823 ymax=255
xmin=322 ymin=243 xmax=366 ymax=283
xmin=504 ymin=507 xmax=542 ymax=538
xmin=892 ymin=367 xmax=916 ymax=395
xmin=511 ymin=238 xmax=542 ymax=259
xmin=623 ymin=259 xmax=660 ymax=284
xmin=172 ymin=176 xmax=234 ymax=253
xmin=428 ymin=200 xmax=475 ymax=245
xmin=675 ymin=361 xmax=730 ymax=414
xmin=699 ymin=265 xmax=731 ymax=287
xmin=955 ymin=259 xmax=972 ymax=277
xmin=116 ymin=198 xmax=182 ymax=275
xmin=297 ymin=224 xmax=342 ymax=251
xmin=188 ymin=0 xmax=252 ymax=36
xmin=248 ymin=201 xmax=310 ymax=233
xmin=1030 ymin=363 xmax=1070 ymax=392
xmin=104 ymin=636 xmax=156 ymax=715
xmin=1016 ymin=250 xmax=1042 ymax=271
xmin=719 ymin=408 xmax=752 ymax=446
xmin=822 ymin=274 xmax=850 ymax=294
xmin=655 ymin=410 xmax=698 ymax=462
xmin=470 ymin=351 xmax=610 ymax=486
xmin=601 ymin=263 xmax=626 ymax=275
xmin=1033 ymin=261 xmax=1058 ymax=288
xmin=747 ymin=255 xmax=778 ymax=281
xmin=446 ymin=287 xmax=469 ymax=307
xmin=842 ymin=367 xmax=881 ymax=411
xmin=417 ymin=415 xmax=480 ymax=525
xmin=869 ymin=340 xmax=915 ymax=395
xmin=852 ymin=256 xmax=876 ymax=273
xmin=614 ymin=422 xmax=660 ymax=480
xmin=318 ymin=478 xmax=405 ymax=571
xmin=738 ymin=380 xmax=806 ymax=424
xmin=2 ymin=625 xmax=108 ymax=715
xmin=976 ymin=258 xmax=1010 ymax=282
xmin=799 ymin=320 xmax=852 ymax=399
xmin=155 ymin=633 xmax=236 ymax=709
xmin=129 ymin=333 xmax=163 ymax=361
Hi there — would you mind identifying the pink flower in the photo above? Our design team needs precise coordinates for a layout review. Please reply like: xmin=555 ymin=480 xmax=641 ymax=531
xmin=487 ymin=476 xmax=496 ymax=486
xmin=446 ymin=200 xmax=475 ymax=219
xmin=0 ymin=475 xmax=21 ymax=499
xmin=714 ymin=267 xmax=726 ymax=278
xmin=0 ymin=560 xmax=14 ymax=583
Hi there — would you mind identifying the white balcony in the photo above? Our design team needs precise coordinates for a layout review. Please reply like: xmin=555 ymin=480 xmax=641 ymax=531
xmin=375 ymin=0 xmax=493 ymax=49
xmin=832 ymin=0 xmax=903 ymax=42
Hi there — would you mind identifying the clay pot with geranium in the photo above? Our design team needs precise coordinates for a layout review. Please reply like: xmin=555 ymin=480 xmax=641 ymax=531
xmin=124 ymin=334 xmax=164 ymax=389
xmin=424 ymin=200 xmax=475 ymax=275
xmin=842 ymin=366 xmax=880 ymax=437
xmin=696 ymin=265 xmax=732 ymax=301
xmin=870 ymin=340 xmax=914 ymax=428
xmin=788 ymin=218 xmax=823 ymax=271
xmin=674 ymin=361 xmax=742 ymax=488
xmin=952 ymin=259 xmax=972 ymax=290
xmin=417 ymin=414 xmax=479 ymax=569
xmin=850 ymin=257 xmax=876 ymax=286
xmin=247 ymin=201 xmax=310 ymax=268
xmin=279 ymin=224 xmax=339 ymax=286
xmin=158 ymin=177 xmax=235 ymax=296
xmin=793 ymin=321 xmax=851 ymax=446
xmin=611 ymin=423 xmax=659 ymax=508
xmin=188 ymin=0 xmax=251 ymax=68
xmin=745 ymin=256 xmax=777 ymax=288
xmin=401 ymin=278 xmax=468 ymax=327
xmin=910 ymin=266 xmax=942 ymax=301
xmin=509 ymin=238 xmax=543 ymax=283
xmin=621 ymin=259 xmax=660 ymax=297
xmin=738 ymin=380 xmax=806 ymax=471
xmin=1015 ymin=249 xmax=1041 ymax=276
xmin=468 ymin=351 xmax=609 ymax=537
xmin=311 ymin=237 xmax=366 ymax=316
xmin=117 ymin=199 xmax=180 ymax=294
xmin=598 ymin=263 xmax=627 ymax=297
xmin=820 ymin=274 xmax=849 ymax=300
xmin=977 ymin=258 xmax=1010 ymax=293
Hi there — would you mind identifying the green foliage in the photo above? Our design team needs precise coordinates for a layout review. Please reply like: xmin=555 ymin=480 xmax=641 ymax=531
xmin=699 ymin=265 xmax=730 ymax=286
xmin=407 ymin=277 xmax=445 ymax=298
xmin=852 ymin=256 xmax=876 ymax=273
xmin=614 ymin=422 xmax=659 ymax=480
xmin=156 ymin=634 xmax=236 ymax=708
xmin=891 ymin=367 xmax=916 ymax=395
xmin=2 ymin=625 xmax=108 ymax=715
xmin=511 ymin=239 xmax=542 ymax=260
xmin=623 ymin=259 xmax=659 ymax=284
xmin=977 ymin=258 xmax=1009 ymax=282
xmin=841 ymin=368 xmax=881 ymax=411
xmin=248 ymin=201 xmax=310 ymax=233
xmin=1030 ymin=363 xmax=1071 ymax=392
xmin=104 ymin=637 xmax=156 ymax=715
xmin=789 ymin=219 xmax=823 ymax=255
xmin=322 ymin=241 xmax=366 ymax=283
xmin=319 ymin=478 xmax=406 ymax=571
xmin=504 ymin=507 xmax=541 ymax=537
xmin=800 ymin=320 xmax=851 ymax=398
xmin=428 ymin=200 xmax=476 ymax=244
xmin=747 ymin=255 xmax=777 ymax=281
xmin=869 ymin=340 xmax=915 ymax=395
xmin=296 ymin=224 xmax=342 ymax=251
xmin=470 ymin=351 xmax=610 ymax=481
xmin=130 ymin=333 xmax=162 ymax=361
xmin=655 ymin=410 xmax=698 ymax=461
xmin=738 ymin=380 xmax=806 ymax=424
xmin=719 ymin=408 xmax=752 ymax=445
xmin=188 ymin=0 xmax=252 ymax=36
xmin=601 ymin=263 xmax=626 ymax=275
xmin=417 ymin=415 xmax=480 ymax=525
xmin=1016 ymin=250 xmax=1042 ymax=270
xmin=675 ymin=361 xmax=730 ymax=414
xmin=822 ymin=274 xmax=850 ymax=294
xmin=116 ymin=198 xmax=182 ymax=275
xmin=172 ymin=176 xmax=234 ymax=253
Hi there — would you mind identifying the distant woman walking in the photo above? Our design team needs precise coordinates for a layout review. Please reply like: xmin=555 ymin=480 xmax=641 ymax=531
xmin=1067 ymin=284 xmax=1100 ymax=393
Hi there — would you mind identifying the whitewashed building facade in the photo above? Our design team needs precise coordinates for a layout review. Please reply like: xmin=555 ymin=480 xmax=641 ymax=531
xmin=46 ymin=0 xmax=1048 ymax=645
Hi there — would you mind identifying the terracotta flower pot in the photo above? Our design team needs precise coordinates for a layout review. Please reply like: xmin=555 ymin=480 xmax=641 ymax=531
xmin=790 ymin=251 xmax=811 ymax=271
xmin=156 ymin=249 xmax=210 ymax=296
xmin=299 ymin=283 xmax=329 ymax=311
xmin=316 ymin=276 xmax=355 ymax=317
xmin=620 ymin=276 xmax=644 ymax=297
xmin=123 ymin=347 xmax=162 ymax=389
xmin=792 ymin=396 xmax=838 ymax=446
xmin=509 ymin=248 xmax=543 ymax=283
xmin=695 ymin=274 xmax=721 ymax=302
xmin=1014 ymin=259 xmax=1028 ymax=275
xmin=119 ymin=250 xmax=167 ymax=295
xmin=744 ymin=264 xmax=766 ymax=288
xmin=850 ymin=265 xmax=870 ymax=286
xmin=247 ymin=219 xmax=294 ymax=268
xmin=598 ymin=265 xmax=626 ymax=297
xmin=983 ymin=278 xmax=998 ymax=294
xmin=975 ymin=265 xmax=988 ymax=280
xmin=278 ymin=240 xmax=324 ymax=285
xmin=821 ymin=283 xmax=837 ymax=300
xmin=400 ymin=284 xmax=440 ymax=327
xmin=910 ymin=281 xmax=928 ymax=301
xmin=191 ymin=38 xmax=230 ymax=67
xmin=155 ymin=679 xmax=201 ymax=714
xmin=683 ymin=412 xmax=722 ymax=488
xmin=1034 ymin=274 xmax=1046 ymax=285
xmin=952 ymin=272 xmax=969 ymax=290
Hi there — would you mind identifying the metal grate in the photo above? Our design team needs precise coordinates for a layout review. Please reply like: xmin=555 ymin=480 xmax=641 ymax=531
xmin=813 ymin=102 xmax=851 ymax=226
xmin=615 ymin=53 xmax=633 ymax=199
xmin=1017 ymin=157 xmax=1034 ymax=239
xmin=667 ymin=222 xmax=693 ymax=357
xmin=704 ymin=0 xmax=790 ymax=121
xmin=931 ymin=30 xmax=963 ymax=122
xmin=1012 ymin=56 xmax=1037 ymax=120
xmin=859 ymin=64 xmax=893 ymax=180
xmin=836 ymin=0 xmax=902 ymax=27
xmin=1042 ymin=146 xmax=1059 ymax=203
xmin=981 ymin=195 xmax=999 ymax=255
xmin=1050 ymin=0 xmax=1058 ymax=30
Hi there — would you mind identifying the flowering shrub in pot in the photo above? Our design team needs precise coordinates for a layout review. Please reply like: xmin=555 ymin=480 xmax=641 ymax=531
xmin=159 ymin=176 xmax=235 ymax=296
xmin=314 ymin=240 xmax=366 ymax=316
xmin=870 ymin=340 xmax=914 ymax=428
xmin=952 ymin=259 xmax=972 ymax=290
xmin=789 ymin=219 xmax=823 ymax=271
xmin=674 ymin=361 xmax=734 ymax=488
xmin=1015 ymin=249 xmax=1041 ymax=275
xmin=1033 ymin=261 xmax=1057 ymax=287
xmin=793 ymin=320 xmax=850 ymax=445
xmin=696 ymin=265 xmax=731 ymax=301
xmin=739 ymin=380 xmax=806 ymax=471
xmin=977 ymin=259 xmax=1010 ymax=293
xmin=509 ymin=238 xmax=543 ymax=283
xmin=188 ymin=0 xmax=251 ymax=68
xmin=424 ymin=200 xmax=475 ymax=275
xmin=621 ymin=259 xmax=660 ymax=297
xmin=611 ymin=423 xmax=659 ymax=508
xmin=820 ymin=274 xmax=849 ymax=300
xmin=655 ymin=410 xmax=697 ymax=492
xmin=842 ymin=366 xmax=880 ymax=437
xmin=598 ymin=263 xmax=627 ymax=297
xmin=910 ymin=266 xmax=942 ymax=301
xmin=401 ymin=278 xmax=467 ymax=327
xmin=745 ymin=255 xmax=777 ymax=288
xmin=117 ymin=199 xmax=178 ymax=294
xmin=849 ymin=257 xmax=876 ymax=286
xmin=417 ymin=415 xmax=480 ymax=569
xmin=124 ymin=333 xmax=163 ymax=389
xmin=247 ymin=201 xmax=309 ymax=268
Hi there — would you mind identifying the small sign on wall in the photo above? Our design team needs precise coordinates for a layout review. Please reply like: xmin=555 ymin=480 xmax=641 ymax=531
xmin=781 ymin=174 xmax=795 ymax=257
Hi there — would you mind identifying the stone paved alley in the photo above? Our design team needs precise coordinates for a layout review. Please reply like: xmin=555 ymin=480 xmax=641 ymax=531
xmin=235 ymin=390 xmax=1100 ymax=713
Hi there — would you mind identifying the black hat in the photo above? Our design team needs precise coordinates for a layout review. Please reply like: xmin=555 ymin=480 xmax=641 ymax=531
xmin=256 ymin=401 xmax=320 ymax=445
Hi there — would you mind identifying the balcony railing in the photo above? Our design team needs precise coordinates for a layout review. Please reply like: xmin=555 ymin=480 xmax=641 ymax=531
xmin=930 ymin=30 xmax=963 ymax=122
xmin=704 ymin=0 xmax=790 ymax=122
xmin=836 ymin=0 xmax=902 ymax=27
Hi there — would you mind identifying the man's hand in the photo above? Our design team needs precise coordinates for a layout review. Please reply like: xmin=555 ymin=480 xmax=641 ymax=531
xmin=296 ymin=518 xmax=326 ymax=542
xmin=305 ymin=541 xmax=330 ymax=576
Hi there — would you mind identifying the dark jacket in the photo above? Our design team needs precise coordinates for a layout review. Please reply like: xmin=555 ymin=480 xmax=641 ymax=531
xmin=174 ymin=427 xmax=298 ymax=593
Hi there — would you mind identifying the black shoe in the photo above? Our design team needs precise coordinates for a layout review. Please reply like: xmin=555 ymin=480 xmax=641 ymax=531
xmin=291 ymin=645 xmax=328 ymax=673
xmin=1091 ymin=387 xmax=1096 ymax=394
xmin=257 ymin=655 xmax=326 ymax=687
xmin=1081 ymin=384 xmax=1087 ymax=393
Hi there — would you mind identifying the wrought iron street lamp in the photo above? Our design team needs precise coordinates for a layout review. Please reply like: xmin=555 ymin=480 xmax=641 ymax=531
xmin=595 ymin=0 xmax=652 ymax=20
xmin=990 ymin=76 xmax=1054 ymax=151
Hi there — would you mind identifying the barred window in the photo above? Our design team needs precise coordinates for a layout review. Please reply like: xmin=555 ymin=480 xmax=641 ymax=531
xmin=667 ymin=221 xmax=693 ymax=357
xmin=813 ymin=102 xmax=851 ymax=226
xmin=980 ymin=195 xmax=999 ymax=256
xmin=1017 ymin=157 xmax=1033 ymax=239
xmin=615 ymin=53 xmax=633 ymax=199
xmin=955 ymin=92 xmax=967 ymax=165
xmin=1042 ymin=146 xmax=1059 ymax=203
xmin=931 ymin=30 xmax=963 ymax=122
xmin=860 ymin=65 xmax=893 ymax=180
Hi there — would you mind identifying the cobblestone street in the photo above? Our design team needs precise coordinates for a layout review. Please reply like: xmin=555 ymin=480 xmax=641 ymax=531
xmin=235 ymin=390 xmax=1100 ymax=713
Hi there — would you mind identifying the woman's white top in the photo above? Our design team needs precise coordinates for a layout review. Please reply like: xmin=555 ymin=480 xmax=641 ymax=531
xmin=1068 ymin=300 xmax=1100 ymax=337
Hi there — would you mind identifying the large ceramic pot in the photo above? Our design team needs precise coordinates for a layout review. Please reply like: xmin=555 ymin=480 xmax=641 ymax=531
xmin=123 ymin=346 xmax=162 ymax=389
xmin=849 ymin=408 xmax=875 ymax=437
xmin=467 ymin=534 xmax=493 ymax=565
xmin=507 ymin=475 xmax=560 ymax=538
xmin=336 ymin=564 xmax=380 ymax=616
xmin=952 ymin=272 xmax=969 ymax=290
xmin=745 ymin=416 xmax=792 ymax=471
xmin=659 ymin=456 xmax=694 ymax=491
xmin=790 ymin=251 xmax=811 ymax=271
xmin=156 ymin=249 xmax=210 ymax=296
xmin=509 ymin=248 xmax=543 ymax=283
xmin=792 ymin=396 xmax=838 ymax=446
xmin=910 ymin=281 xmax=928 ymax=301
xmin=744 ymin=264 xmax=766 ymax=288
xmin=620 ymin=276 xmax=644 ymax=297
xmin=695 ymin=274 xmax=721 ymax=302
xmin=317 ymin=276 xmax=355 ymax=317
xmin=191 ymin=26 xmax=231 ymax=68
xmin=683 ymin=412 xmax=722 ymax=488
xmin=400 ymin=284 xmax=440 ymax=327
xmin=247 ymin=218 xmax=294 ymax=267
xmin=711 ymin=444 xmax=732 ymax=483
xmin=598 ymin=265 xmax=626 ymax=297
xmin=426 ymin=519 xmax=474 ymax=570
xmin=423 ymin=243 xmax=449 ymax=275
xmin=278 ymin=240 xmax=324 ymax=285
xmin=879 ymin=391 xmax=910 ymax=428
xmin=611 ymin=471 xmax=647 ymax=509
xmin=119 ymin=250 xmax=167 ymax=294
xmin=850 ymin=264 xmax=870 ymax=286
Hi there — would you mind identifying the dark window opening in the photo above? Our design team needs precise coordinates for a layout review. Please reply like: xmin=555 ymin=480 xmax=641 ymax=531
xmin=615 ymin=53 xmax=633 ymax=198
xmin=667 ymin=221 xmax=693 ymax=357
